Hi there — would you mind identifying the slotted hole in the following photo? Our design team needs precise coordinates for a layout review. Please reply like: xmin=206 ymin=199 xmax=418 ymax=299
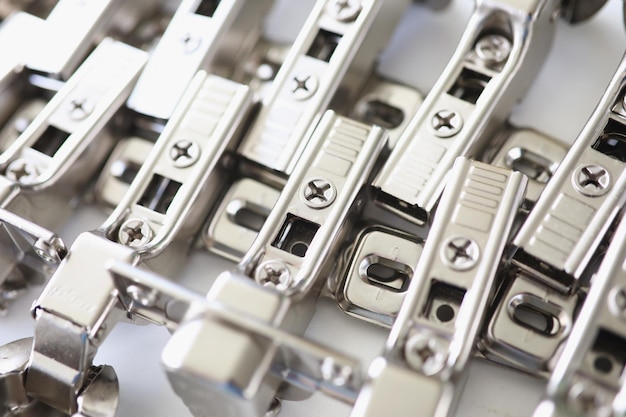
xmin=355 ymin=100 xmax=405 ymax=129
xmin=360 ymin=256 xmax=412 ymax=292
xmin=511 ymin=303 xmax=558 ymax=336
xmin=506 ymin=147 xmax=556 ymax=183
xmin=229 ymin=201 xmax=269 ymax=232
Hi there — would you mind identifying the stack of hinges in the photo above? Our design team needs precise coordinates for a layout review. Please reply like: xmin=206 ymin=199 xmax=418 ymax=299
xmin=0 ymin=0 xmax=624 ymax=416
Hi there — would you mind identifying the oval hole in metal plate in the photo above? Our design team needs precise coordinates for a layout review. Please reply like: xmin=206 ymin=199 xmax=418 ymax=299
xmin=505 ymin=147 xmax=558 ymax=183
xmin=226 ymin=198 xmax=271 ymax=233
xmin=506 ymin=293 xmax=570 ymax=337
xmin=358 ymin=255 xmax=412 ymax=293
xmin=354 ymin=99 xmax=405 ymax=130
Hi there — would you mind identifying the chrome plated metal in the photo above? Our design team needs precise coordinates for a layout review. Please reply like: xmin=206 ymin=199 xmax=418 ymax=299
xmin=373 ymin=0 xmax=559 ymax=225
xmin=237 ymin=0 xmax=410 ymax=174
xmin=126 ymin=0 xmax=275 ymax=120
xmin=512 ymin=53 xmax=626 ymax=293
xmin=532 ymin=213 xmax=626 ymax=417
xmin=352 ymin=158 xmax=527 ymax=417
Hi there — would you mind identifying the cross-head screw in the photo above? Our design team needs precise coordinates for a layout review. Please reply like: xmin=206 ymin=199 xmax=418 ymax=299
xmin=404 ymin=333 xmax=448 ymax=376
xmin=475 ymin=34 xmax=512 ymax=65
xmin=255 ymin=260 xmax=292 ymax=291
xmin=290 ymin=74 xmax=318 ymax=100
xmin=573 ymin=164 xmax=611 ymax=197
xmin=180 ymin=32 xmax=201 ymax=53
xmin=5 ymin=159 xmax=39 ymax=185
xmin=67 ymin=96 xmax=95 ymax=120
xmin=170 ymin=140 xmax=200 ymax=168
xmin=326 ymin=0 xmax=361 ymax=22
xmin=431 ymin=109 xmax=463 ymax=138
xmin=301 ymin=177 xmax=336 ymax=209
xmin=118 ymin=218 xmax=153 ymax=247
xmin=441 ymin=236 xmax=480 ymax=271
xmin=609 ymin=286 xmax=626 ymax=319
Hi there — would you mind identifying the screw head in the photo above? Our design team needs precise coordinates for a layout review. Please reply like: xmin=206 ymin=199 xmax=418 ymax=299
xmin=5 ymin=159 xmax=39 ymax=184
xmin=326 ymin=0 xmax=361 ymax=22
xmin=475 ymin=34 xmax=512 ymax=65
xmin=301 ymin=178 xmax=336 ymax=209
xmin=404 ymin=334 xmax=448 ymax=375
xmin=180 ymin=32 xmax=201 ymax=53
xmin=567 ymin=381 xmax=609 ymax=415
xmin=67 ymin=96 xmax=95 ymax=120
xmin=118 ymin=218 xmax=153 ymax=247
xmin=320 ymin=357 xmax=353 ymax=387
xmin=572 ymin=164 xmax=611 ymax=197
xmin=290 ymin=74 xmax=318 ymax=100
xmin=255 ymin=260 xmax=292 ymax=291
xmin=441 ymin=236 xmax=480 ymax=271
xmin=33 ymin=238 xmax=63 ymax=265
xmin=169 ymin=140 xmax=200 ymax=168
xmin=126 ymin=284 xmax=157 ymax=308
xmin=609 ymin=286 xmax=626 ymax=319
xmin=431 ymin=110 xmax=463 ymax=138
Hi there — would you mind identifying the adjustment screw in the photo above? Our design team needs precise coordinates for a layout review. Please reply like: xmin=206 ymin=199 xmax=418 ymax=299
xmin=441 ymin=236 xmax=480 ymax=271
xmin=573 ymin=164 xmax=611 ymax=197
xmin=290 ymin=74 xmax=318 ymax=100
xmin=609 ymin=286 xmax=626 ymax=319
xmin=33 ymin=238 xmax=63 ymax=265
xmin=170 ymin=140 xmax=200 ymax=168
xmin=255 ymin=260 xmax=292 ymax=291
xmin=431 ymin=109 xmax=463 ymax=138
xmin=475 ymin=34 xmax=512 ymax=65
xmin=118 ymin=218 xmax=153 ymax=247
xmin=326 ymin=0 xmax=362 ymax=22
xmin=404 ymin=334 xmax=448 ymax=376
xmin=67 ymin=96 xmax=95 ymax=120
xmin=301 ymin=178 xmax=336 ymax=209
xmin=5 ymin=159 xmax=39 ymax=185
xmin=180 ymin=32 xmax=202 ymax=53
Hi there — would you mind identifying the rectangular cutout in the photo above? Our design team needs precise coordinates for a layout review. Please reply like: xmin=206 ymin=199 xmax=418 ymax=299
xmin=448 ymin=67 xmax=491 ymax=105
xmin=137 ymin=173 xmax=182 ymax=214
xmin=194 ymin=0 xmax=221 ymax=17
xmin=306 ymin=29 xmax=342 ymax=62
xmin=592 ymin=118 xmax=626 ymax=162
xmin=31 ymin=125 xmax=70 ymax=157
xmin=422 ymin=280 xmax=467 ymax=326
xmin=271 ymin=214 xmax=320 ymax=258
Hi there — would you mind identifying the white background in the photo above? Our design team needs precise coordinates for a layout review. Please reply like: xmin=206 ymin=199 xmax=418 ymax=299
xmin=2 ymin=0 xmax=626 ymax=416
